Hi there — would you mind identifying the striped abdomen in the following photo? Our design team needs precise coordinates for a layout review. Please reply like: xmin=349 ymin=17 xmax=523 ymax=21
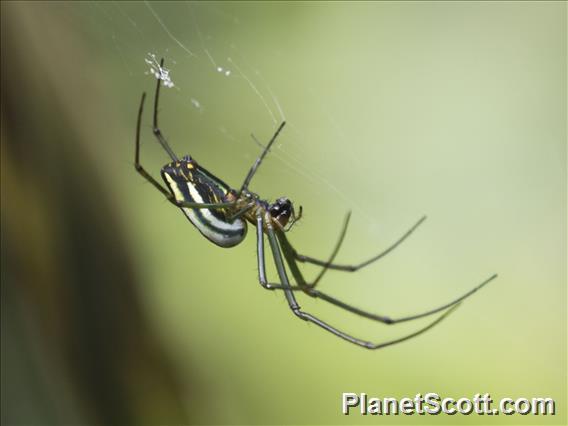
xmin=161 ymin=157 xmax=247 ymax=248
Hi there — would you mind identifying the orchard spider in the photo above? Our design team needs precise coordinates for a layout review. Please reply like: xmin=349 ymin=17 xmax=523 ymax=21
xmin=134 ymin=59 xmax=497 ymax=349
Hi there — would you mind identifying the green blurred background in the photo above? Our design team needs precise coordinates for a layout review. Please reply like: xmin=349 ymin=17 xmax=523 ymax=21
xmin=1 ymin=1 xmax=565 ymax=425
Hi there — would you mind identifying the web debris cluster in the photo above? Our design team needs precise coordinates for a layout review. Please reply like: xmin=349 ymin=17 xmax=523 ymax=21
xmin=145 ymin=53 xmax=174 ymax=88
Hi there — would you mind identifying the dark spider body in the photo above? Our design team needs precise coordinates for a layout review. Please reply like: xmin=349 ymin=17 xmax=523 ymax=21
xmin=134 ymin=59 xmax=497 ymax=349
xmin=161 ymin=155 xmax=298 ymax=248
xmin=161 ymin=155 xmax=247 ymax=248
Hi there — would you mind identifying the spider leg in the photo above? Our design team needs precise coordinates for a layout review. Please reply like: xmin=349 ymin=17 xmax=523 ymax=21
xmin=229 ymin=203 xmax=255 ymax=222
xmin=284 ymin=205 xmax=303 ymax=232
xmin=273 ymin=228 xmax=496 ymax=324
xmin=134 ymin=92 xmax=175 ymax=199
xmin=152 ymin=58 xmax=179 ymax=162
xmin=257 ymin=211 xmax=461 ymax=349
xmin=239 ymin=122 xmax=286 ymax=193
xmin=304 ymin=211 xmax=351 ymax=288
xmin=151 ymin=60 xmax=284 ymax=196
xmin=266 ymin=276 xmax=497 ymax=324
xmin=175 ymin=200 xmax=236 ymax=209
xmin=256 ymin=213 xmax=270 ymax=288
xmin=135 ymin=91 xmax=235 ymax=211
xmin=293 ymin=215 xmax=427 ymax=272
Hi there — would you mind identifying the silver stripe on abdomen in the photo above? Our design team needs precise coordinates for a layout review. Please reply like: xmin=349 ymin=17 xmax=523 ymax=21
xmin=164 ymin=174 xmax=247 ymax=248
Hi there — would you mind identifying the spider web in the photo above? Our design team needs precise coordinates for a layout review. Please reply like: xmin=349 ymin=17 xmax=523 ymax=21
xmin=44 ymin=3 xmax=567 ymax=423
xmin=80 ymin=1 xmax=404 ymax=239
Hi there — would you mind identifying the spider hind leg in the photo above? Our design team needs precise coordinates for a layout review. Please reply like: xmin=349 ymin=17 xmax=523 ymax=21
xmin=134 ymin=92 xmax=174 ymax=199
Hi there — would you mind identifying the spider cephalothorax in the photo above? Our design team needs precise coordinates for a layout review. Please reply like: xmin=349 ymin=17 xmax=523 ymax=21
xmin=134 ymin=58 xmax=497 ymax=349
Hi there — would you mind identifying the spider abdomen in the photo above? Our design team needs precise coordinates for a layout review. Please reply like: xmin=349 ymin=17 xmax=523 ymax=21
xmin=161 ymin=159 xmax=247 ymax=248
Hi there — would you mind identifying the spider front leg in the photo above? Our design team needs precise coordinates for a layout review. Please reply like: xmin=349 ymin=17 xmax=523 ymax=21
xmin=255 ymin=211 xmax=461 ymax=349
xmin=274 ymin=228 xmax=496 ymax=325
xmin=293 ymin=215 xmax=428 ymax=275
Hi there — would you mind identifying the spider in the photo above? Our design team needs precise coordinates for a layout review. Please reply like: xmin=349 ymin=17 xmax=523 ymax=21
xmin=134 ymin=59 xmax=497 ymax=349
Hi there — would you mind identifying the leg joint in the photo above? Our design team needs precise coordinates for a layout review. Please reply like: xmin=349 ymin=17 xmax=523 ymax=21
xmin=292 ymin=308 xmax=308 ymax=321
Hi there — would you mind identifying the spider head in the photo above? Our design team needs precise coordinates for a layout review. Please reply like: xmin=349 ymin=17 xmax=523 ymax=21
xmin=269 ymin=197 xmax=301 ymax=230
